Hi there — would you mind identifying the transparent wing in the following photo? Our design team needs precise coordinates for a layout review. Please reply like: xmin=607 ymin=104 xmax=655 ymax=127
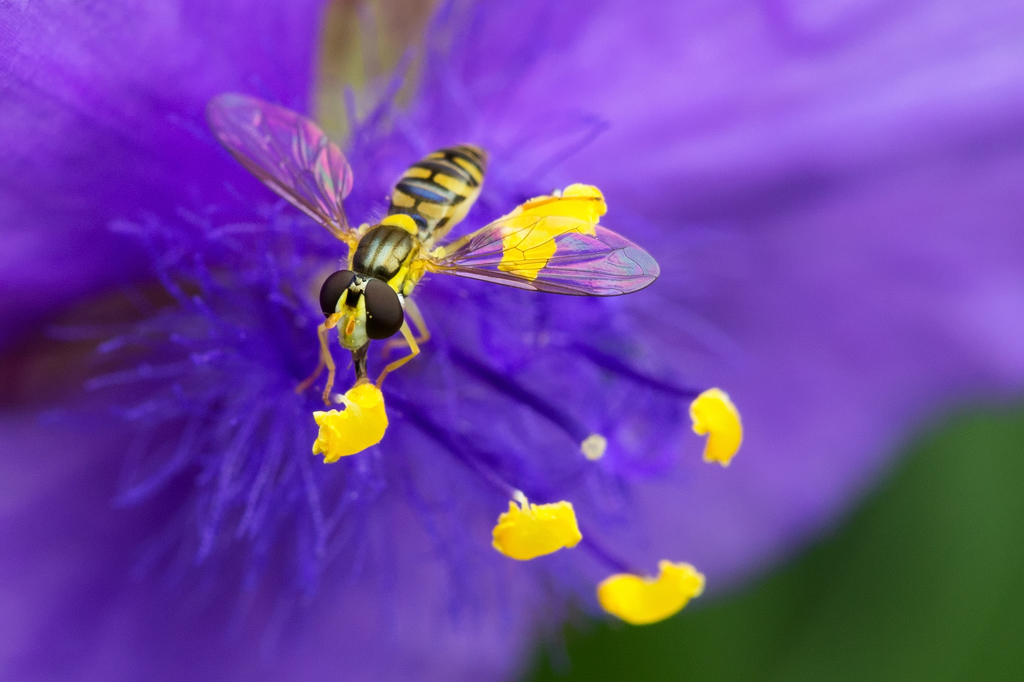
xmin=207 ymin=93 xmax=354 ymax=239
xmin=426 ymin=214 xmax=660 ymax=296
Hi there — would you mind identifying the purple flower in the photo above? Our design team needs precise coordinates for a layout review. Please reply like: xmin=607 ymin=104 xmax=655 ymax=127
xmin=3 ymin=0 xmax=1024 ymax=680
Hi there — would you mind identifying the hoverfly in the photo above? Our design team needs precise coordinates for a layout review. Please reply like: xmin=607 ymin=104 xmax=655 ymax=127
xmin=207 ymin=94 xmax=660 ymax=405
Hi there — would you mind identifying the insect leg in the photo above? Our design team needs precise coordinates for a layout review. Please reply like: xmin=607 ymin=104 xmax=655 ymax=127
xmin=295 ymin=315 xmax=339 ymax=406
xmin=294 ymin=356 xmax=324 ymax=395
xmin=318 ymin=315 xmax=343 ymax=405
xmin=375 ymin=321 xmax=420 ymax=387
xmin=405 ymin=297 xmax=431 ymax=345
xmin=382 ymin=297 xmax=430 ymax=356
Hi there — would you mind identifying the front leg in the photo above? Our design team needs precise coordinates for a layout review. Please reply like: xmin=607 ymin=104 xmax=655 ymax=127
xmin=295 ymin=313 xmax=340 ymax=405
xmin=375 ymin=321 xmax=420 ymax=387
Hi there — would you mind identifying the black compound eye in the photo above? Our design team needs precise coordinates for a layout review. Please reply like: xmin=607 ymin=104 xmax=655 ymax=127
xmin=364 ymin=278 xmax=404 ymax=339
xmin=319 ymin=269 xmax=356 ymax=316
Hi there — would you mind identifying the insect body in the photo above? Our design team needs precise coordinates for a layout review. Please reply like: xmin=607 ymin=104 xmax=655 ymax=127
xmin=387 ymin=144 xmax=487 ymax=244
xmin=312 ymin=144 xmax=487 ymax=391
xmin=207 ymin=94 xmax=659 ymax=405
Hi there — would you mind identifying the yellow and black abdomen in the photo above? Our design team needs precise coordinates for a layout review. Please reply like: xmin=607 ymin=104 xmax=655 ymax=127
xmin=387 ymin=145 xmax=487 ymax=246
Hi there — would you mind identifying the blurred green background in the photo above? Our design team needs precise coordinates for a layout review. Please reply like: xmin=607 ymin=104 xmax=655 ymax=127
xmin=524 ymin=405 xmax=1024 ymax=681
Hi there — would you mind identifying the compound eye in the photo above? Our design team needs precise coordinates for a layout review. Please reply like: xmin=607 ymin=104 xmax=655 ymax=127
xmin=319 ymin=269 xmax=356 ymax=316
xmin=364 ymin=278 xmax=404 ymax=339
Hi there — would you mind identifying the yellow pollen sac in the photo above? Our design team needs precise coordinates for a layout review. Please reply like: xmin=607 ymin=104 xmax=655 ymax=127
xmin=498 ymin=214 xmax=597 ymax=281
xmin=311 ymin=383 xmax=388 ymax=463
xmin=517 ymin=183 xmax=608 ymax=222
xmin=497 ymin=184 xmax=609 ymax=281
xmin=597 ymin=561 xmax=706 ymax=625
xmin=689 ymin=388 xmax=742 ymax=466
xmin=491 ymin=499 xmax=583 ymax=560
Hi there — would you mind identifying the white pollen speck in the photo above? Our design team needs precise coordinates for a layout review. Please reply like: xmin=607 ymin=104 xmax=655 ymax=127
xmin=581 ymin=434 xmax=607 ymax=461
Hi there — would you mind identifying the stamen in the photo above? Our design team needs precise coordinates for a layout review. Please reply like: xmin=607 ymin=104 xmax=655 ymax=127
xmin=492 ymin=496 xmax=583 ymax=561
xmin=391 ymin=399 xmax=589 ymax=568
xmin=689 ymin=388 xmax=742 ymax=466
xmin=580 ymin=433 xmax=607 ymax=461
xmin=449 ymin=348 xmax=592 ymax=445
xmin=391 ymin=395 xmax=525 ymax=499
xmin=574 ymin=343 xmax=700 ymax=399
xmin=597 ymin=560 xmax=705 ymax=625
xmin=311 ymin=383 xmax=388 ymax=462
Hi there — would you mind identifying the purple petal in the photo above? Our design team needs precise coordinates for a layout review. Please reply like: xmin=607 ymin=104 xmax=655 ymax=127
xmin=0 ymin=409 xmax=535 ymax=681
xmin=639 ymin=146 xmax=1024 ymax=585
xmin=0 ymin=0 xmax=326 ymax=350
xmin=4 ymin=0 xmax=1024 ymax=680
xmin=419 ymin=0 xmax=1024 ymax=580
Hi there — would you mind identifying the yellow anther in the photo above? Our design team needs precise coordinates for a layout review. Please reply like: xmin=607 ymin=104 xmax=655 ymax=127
xmin=597 ymin=561 xmax=705 ymax=625
xmin=497 ymin=184 xmax=607 ymax=280
xmin=380 ymin=213 xmax=419 ymax=235
xmin=491 ymin=499 xmax=583 ymax=560
xmin=689 ymin=388 xmax=742 ymax=466
xmin=311 ymin=383 xmax=388 ymax=462
xmin=517 ymin=184 xmax=608 ymax=223
xmin=498 ymin=214 xmax=597 ymax=281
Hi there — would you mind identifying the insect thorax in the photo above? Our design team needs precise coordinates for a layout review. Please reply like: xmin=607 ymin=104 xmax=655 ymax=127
xmin=352 ymin=223 xmax=417 ymax=285
xmin=387 ymin=144 xmax=488 ymax=245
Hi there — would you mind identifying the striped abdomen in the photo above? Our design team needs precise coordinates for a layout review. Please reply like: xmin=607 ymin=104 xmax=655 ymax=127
xmin=387 ymin=145 xmax=487 ymax=246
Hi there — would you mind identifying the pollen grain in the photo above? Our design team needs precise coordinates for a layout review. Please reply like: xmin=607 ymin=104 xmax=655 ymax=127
xmin=492 ymin=499 xmax=583 ymax=560
xmin=597 ymin=561 xmax=705 ymax=625
xmin=690 ymin=388 xmax=742 ymax=466
xmin=312 ymin=383 xmax=388 ymax=462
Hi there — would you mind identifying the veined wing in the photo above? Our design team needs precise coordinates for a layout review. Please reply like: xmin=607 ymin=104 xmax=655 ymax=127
xmin=426 ymin=214 xmax=660 ymax=296
xmin=207 ymin=93 xmax=354 ymax=240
